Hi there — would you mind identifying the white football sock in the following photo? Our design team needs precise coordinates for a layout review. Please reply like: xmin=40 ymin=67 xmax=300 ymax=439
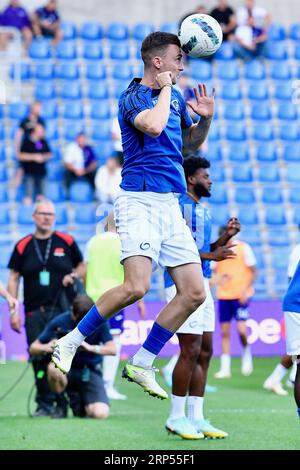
xmin=103 ymin=334 xmax=121 ymax=390
xmin=289 ymin=362 xmax=297 ymax=383
xmin=163 ymin=355 xmax=179 ymax=374
xmin=132 ymin=347 xmax=156 ymax=368
xmin=242 ymin=344 xmax=252 ymax=360
xmin=170 ymin=394 xmax=186 ymax=420
xmin=220 ymin=354 xmax=231 ymax=373
xmin=187 ymin=396 xmax=204 ymax=422
xmin=268 ymin=364 xmax=288 ymax=383
xmin=64 ymin=327 xmax=85 ymax=349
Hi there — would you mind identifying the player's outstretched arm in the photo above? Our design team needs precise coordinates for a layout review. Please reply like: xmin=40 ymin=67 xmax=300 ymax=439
xmin=183 ymin=83 xmax=215 ymax=151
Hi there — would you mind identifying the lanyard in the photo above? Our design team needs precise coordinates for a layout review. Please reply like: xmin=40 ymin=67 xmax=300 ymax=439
xmin=33 ymin=235 xmax=52 ymax=270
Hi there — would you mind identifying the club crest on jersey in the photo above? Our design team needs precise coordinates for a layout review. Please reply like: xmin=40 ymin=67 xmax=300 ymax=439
xmin=54 ymin=247 xmax=65 ymax=257
xmin=171 ymin=99 xmax=179 ymax=111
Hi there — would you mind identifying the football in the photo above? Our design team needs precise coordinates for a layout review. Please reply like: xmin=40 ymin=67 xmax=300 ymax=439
xmin=178 ymin=13 xmax=223 ymax=58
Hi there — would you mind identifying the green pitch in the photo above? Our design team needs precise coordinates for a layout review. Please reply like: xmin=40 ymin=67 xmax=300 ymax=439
xmin=0 ymin=357 xmax=299 ymax=450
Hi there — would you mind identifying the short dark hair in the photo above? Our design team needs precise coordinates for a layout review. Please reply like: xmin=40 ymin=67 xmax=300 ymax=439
xmin=72 ymin=295 xmax=94 ymax=322
xmin=183 ymin=156 xmax=210 ymax=180
xmin=141 ymin=32 xmax=181 ymax=66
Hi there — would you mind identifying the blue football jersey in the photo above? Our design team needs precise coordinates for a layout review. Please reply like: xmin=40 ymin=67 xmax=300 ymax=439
xmin=283 ymin=260 xmax=300 ymax=314
xmin=118 ymin=78 xmax=193 ymax=193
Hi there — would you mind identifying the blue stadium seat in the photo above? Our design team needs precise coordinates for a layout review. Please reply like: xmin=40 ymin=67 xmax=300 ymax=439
xmin=225 ymin=122 xmax=247 ymax=141
xmin=228 ymin=143 xmax=249 ymax=162
xmin=270 ymin=61 xmax=291 ymax=80
xmin=248 ymin=82 xmax=269 ymax=100
xmin=218 ymin=61 xmax=239 ymax=80
xmin=279 ymin=123 xmax=299 ymax=142
xmin=112 ymin=63 xmax=133 ymax=80
xmin=224 ymin=103 xmax=244 ymax=121
xmin=87 ymin=80 xmax=109 ymax=100
xmin=203 ymin=143 xmax=223 ymax=162
xmin=232 ymin=164 xmax=253 ymax=182
xmin=35 ymin=81 xmax=56 ymax=100
xmin=85 ymin=62 xmax=106 ymax=80
xmin=258 ymin=164 xmax=280 ymax=182
xmin=56 ymin=41 xmax=77 ymax=60
xmin=46 ymin=161 xmax=64 ymax=181
xmin=107 ymin=23 xmax=129 ymax=41
xmin=244 ymin=60 xmax=266 ymax=80
xmin=41 ymin=101 xmax=58 ymax=120
xmin=207 ymin=122 xmax=220 ymax=142
xmin=272 ymin=248 xmax=290 ymax=269
xmin=288 ymin=187 xmax=300 ymax=204
xmin=252 ymin=248 xmax=265 ymax=269
xmin=253 ymin=123 xmax=274 ymax=141
xmin=220 ymin=83 xmax=241 ymax=100
xmin=80 ymin=22 xmax=103 ymax=40
xmin=239 ymin=227 xmax=262 ymax=246
xmin=94 ymin=142 xmax=114 ymax=161
xmin=0 ymin=246 xmax=12 ymax=268
xmin=286 ymin=164 xmax=300 ymax=183
xmin=90 ymin=101 xmax=111 ymax=120
xmin=209 ymin=186 xmax=228 ymax=204
xmin=209 ymin=165 xmax=225 ymax=182
xmin=44 ymin=182 xmax=66 ymax=203
xmin=265 ymin=205 xmax=287 ymax=225
xmin=273 ymin=270 xmax=288 ymax=293
xmin=60 ymin=81 xmax=82 ymax=100
xmin=63 ymin=121 xmax=84 ymax=141
xmin=250 ymin=102 xmax=271 ymax=121
xmin=265 ymin=41 xmax=288 ymax=60
xmin=283 ymin=144 xmax=300 ymax=162
xmin=34 ymin=62 xmax=55 ymax=80
xmin=267 ymin=228 xmax=288 ymax=246
xmin=62 ymin=101 xmax=84 ymax=120
xmin=210 ymin=204 xmax=230 ymax=225
xmin=114 ymin=80 xmax=130 ymax=98
xmin=109 ymin=43 xmax=130 ymax=60
xmin=16 ymin=205 xmax=34 ymax=225
xmin=255 ymin=143 xmax=278 ymax=162
xmin=83 ymin=42 xmax=104 ymax=60
xmin=189 ymin=60 xmax=212 ymax=80
xmin=214 ymin=42 xmax=235 ymax=60
xmin=8 ymin=103 xmax=29 ymax=120
xmin=90 ymin=121 xmax=111 ymax=141
xmin=237 ymin=205 xmax=258 ymax=225
xmin=262 ymin=186 xmax=283 ymax=203
xmin=160 ymin=22 xmax=178 ymax=34
xmin=55 ymin=62 xmax=79 ymax=80
xmin=70 ymin=182 xmax=94 ymax=203
xmin=274 ymin=83 xmax=292 ymax=101
xmin=294 ymin=42 xmax=300 ymax=60
xmin=234 ymin=187 xmax=255 ymax=204
xmin=61 ymin=21 xmax=77 ymax=40
xmin=29 ymin=40 xmax=51 ymax=59
xmin=132 ymin=23 xmax=154 ymax=41
xmin=268 ymin=24 xmax=286 ymax=41
xmin=0 ymin=163 xmax=8 ymax=182
xmin=290 ymin=24 xmax=300 ymax=40
xmin=10 ymin=63 xmax=31 ymax=81
xmin=277 ymin=103 xmax=297 ymax=121
xmin=54 ymin=205 xmax=68 ymax=225
xmin=0 ymin=183 xmax=8 ymax=202
xmin=45 ymin=120 xmax=59 ymax=140
xmin=293 ymin=205 xmax=300 ymax=224
xmin=0 ymin=147 xmax=6 ymax=162
xmin=74 ymin=205 xmax=96 ymax=224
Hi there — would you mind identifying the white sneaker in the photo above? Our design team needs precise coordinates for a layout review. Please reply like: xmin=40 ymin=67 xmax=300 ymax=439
xmin=214 ymin=370 xmax=231 ymax=379
xmin=286 ymin=378 xmax=294 ymax=389
xmin=106 ymin=388 xmax=127 ymax=400
xmin=241 ymin=358 xmax=253 ymax=376
xmin=263 ymin=379 xmax=288 ymax=396
xmin=51 ymin=338 xmax=77 ymax=374
xmin=122 ymin=361 xmax=168 ymax=400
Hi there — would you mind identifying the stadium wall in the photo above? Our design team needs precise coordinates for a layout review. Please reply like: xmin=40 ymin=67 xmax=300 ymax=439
xmin=0 ymin=0 xmax=298 ymax=28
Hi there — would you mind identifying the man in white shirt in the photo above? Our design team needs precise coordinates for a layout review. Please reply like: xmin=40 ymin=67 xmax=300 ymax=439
xmin=94 ymin=156 xmax=122 ymax=203
xmin=63 ymin=133 xmax=97 ymax=191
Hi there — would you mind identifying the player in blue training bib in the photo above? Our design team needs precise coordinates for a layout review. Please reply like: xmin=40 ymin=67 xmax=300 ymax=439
xmin=52 ymin=32 xmax=215 ymax=411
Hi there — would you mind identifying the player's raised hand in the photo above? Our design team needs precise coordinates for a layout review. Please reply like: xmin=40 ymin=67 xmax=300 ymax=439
xmin=187 ymin=83 xmax=215 ymax=119
xmin=156 ymin=71 xmax=172 ymax=89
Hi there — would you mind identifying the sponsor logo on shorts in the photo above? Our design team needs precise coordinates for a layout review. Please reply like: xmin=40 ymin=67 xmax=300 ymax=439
xmin=140 ymin=242 xmax=150 ymax=251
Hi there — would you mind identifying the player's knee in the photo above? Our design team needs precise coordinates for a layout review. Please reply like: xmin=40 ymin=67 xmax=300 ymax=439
xmin=86 ymin=403 xmax=109 ymax=419
xmin=124 ymin=282 xmax=149 ymax=303
xmin=185 ymin=343 xmax=201 ymax=362
xmin=186 ymin=288 xmax=206 ymax=311
xmin=200 ymin=346 xmax=213 ymax=364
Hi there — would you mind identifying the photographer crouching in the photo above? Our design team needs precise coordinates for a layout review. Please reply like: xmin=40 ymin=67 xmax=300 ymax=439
xmin=29 ymin=295 xmax=116 ymax=419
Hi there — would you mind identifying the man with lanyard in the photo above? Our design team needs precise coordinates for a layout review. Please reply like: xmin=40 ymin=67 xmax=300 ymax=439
xmin=8 ymin=199 xmax=85 ymax=417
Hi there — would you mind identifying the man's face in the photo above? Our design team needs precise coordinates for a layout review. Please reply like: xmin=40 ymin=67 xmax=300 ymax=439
xmin=218 ymin=0 xmax=227 ymax=8
xmin=246 ymin=0 xmax=255 ymax=9
xmin=190 ymin=168 xmax=212 ymax=198
xmin=11 ymin=1 xmax=19 ymax=8
xmin=77 ymin=134 xmax=86 ymax=147
xmin=46 ymin=0 xmax=57 ymax=11
xmin=31 ymin=102 xmax=41 ymax=117
xmin=157 ymin=44 xmax=184 ymax=84
xmin=33 ymin=204 xmax=55 ymax=232
xmin=34 ymin=123 xmax=45 ymax=139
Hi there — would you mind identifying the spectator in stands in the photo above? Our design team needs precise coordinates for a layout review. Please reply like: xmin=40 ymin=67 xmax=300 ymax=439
xmin=233 ymin=0 xmax=270 ymax=61
xmin=31 ymin=0 xmax=62 ymax=45
xmin=19 ymin=123 xmax=52 ymax=205
xmin=7 ymin=199 xmax=85 ymax=417
xmin=29 ymin=295 xmax=116 ymax=419
xmin=0 ymin=0 xmax=32 ymax=49
xmin=179 ymin=4 xmax=207 ymax=26
xmin=210 ymin=0 xmax=236 ymax=42
xmin=94 ymin=156 xmax=122 ymax=204
xmin=213 ymin=227 xmax=257 ymax=379
xmin=63 ymin=132 xmax=98 ymax=193
xmin=111 ymin=117 xmax=124 ymax=165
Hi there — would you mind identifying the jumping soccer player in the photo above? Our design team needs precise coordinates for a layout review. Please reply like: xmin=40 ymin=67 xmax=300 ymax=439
xmin=164 ymin=156 xmax=240 ymax=439
xmin=52 ymin=31 xmax=214 ymax=401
